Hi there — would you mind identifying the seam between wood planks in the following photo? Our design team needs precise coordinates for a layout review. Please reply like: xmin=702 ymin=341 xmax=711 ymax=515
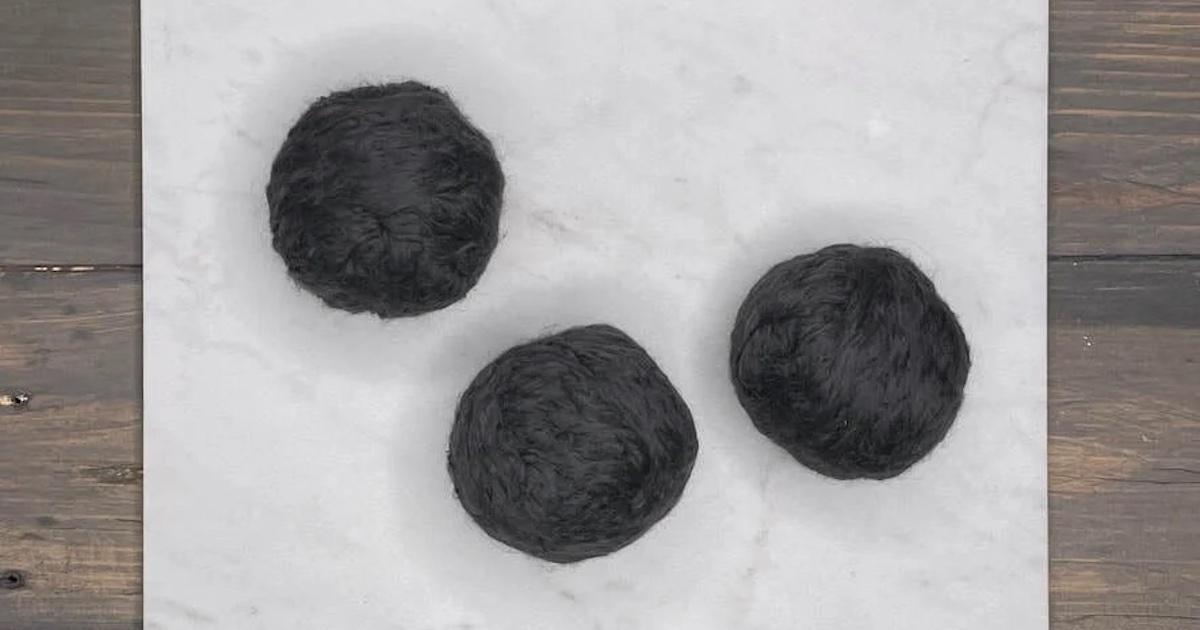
xmin=1 ymin=256 xmax=1198 ymax=274
xmin=1049 ymin=253 xmax=1200 ymax=261
xmin=0 ymin=263 xmax=142 ymax=272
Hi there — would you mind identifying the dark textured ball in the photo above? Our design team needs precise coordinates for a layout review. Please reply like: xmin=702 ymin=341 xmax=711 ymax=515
xmin=730 ymin=244 xmax=970 ymax=480
xmin=448 ymin=324 xmax=699 ymax=563
xmin=266 ymin=81 xmax=504 ymax=317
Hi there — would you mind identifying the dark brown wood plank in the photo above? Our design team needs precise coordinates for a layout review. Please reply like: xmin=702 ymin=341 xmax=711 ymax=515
xmin=0 ymin=271 xmax=141 ymax=629
xmin=0 ymin=0 xmax=139 ymax=266
xmin=1050 ymin=259 xmax=1200 ymax=629
xmin=1051 ymin=0 xmax=1200 ymax=256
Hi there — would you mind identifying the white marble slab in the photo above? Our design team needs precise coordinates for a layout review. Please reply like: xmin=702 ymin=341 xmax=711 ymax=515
xmin=142 ymin=1 xmax=1048 ymax=628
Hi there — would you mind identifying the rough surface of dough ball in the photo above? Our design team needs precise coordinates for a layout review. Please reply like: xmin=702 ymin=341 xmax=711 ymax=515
xmin=730 ymin=244 xmax=970 ymax=480
xmin=267 ymin=81 xmax=504 ymax=317
xmin=449 ymin=324 xmax=699 ymax=563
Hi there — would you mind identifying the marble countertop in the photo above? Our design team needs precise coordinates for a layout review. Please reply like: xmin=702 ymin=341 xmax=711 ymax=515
xmin=142 ymin=1 xmax=1048 ymax=628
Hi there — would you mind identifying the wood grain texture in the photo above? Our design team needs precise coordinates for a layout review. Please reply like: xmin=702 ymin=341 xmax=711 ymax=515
xmin=1049 ymin=260 xmax=1200 ymax=628
xmin=1 ymin=0 xmax=1199 ymax=628
xmin=0 ymin=0 xmax=140 ymax=266
xmin=0 ymin=271 xmax=141 ymax=629
xmin=1051 ymin=0 xmax=1200 ymax=255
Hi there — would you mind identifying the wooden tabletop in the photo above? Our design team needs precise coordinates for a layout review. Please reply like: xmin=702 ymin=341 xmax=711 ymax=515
xmin=1 ymin=1 xmax=1197 ymax=628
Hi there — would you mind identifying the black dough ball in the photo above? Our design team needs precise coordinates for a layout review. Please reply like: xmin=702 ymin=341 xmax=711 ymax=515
xmin=448 ymin=324 xmax=699 ymax=563
xmin=730 ymin=244 xmax=970 ymax=480
xmin=266 ymin=81 xmax=504 ymax=317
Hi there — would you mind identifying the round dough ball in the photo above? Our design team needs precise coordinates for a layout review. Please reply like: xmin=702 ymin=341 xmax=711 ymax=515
xmin=730 ymin=244 xmax=970 ymax=480
xmin=267 ymin=81 xmax=504 ymax=317
xmin=449 ymin=324 xmax=698 ymax=563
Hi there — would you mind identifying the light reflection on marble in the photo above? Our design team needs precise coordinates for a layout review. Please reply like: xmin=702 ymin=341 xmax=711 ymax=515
xmin=143 ymin=1 xmax=1047 ymax=628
